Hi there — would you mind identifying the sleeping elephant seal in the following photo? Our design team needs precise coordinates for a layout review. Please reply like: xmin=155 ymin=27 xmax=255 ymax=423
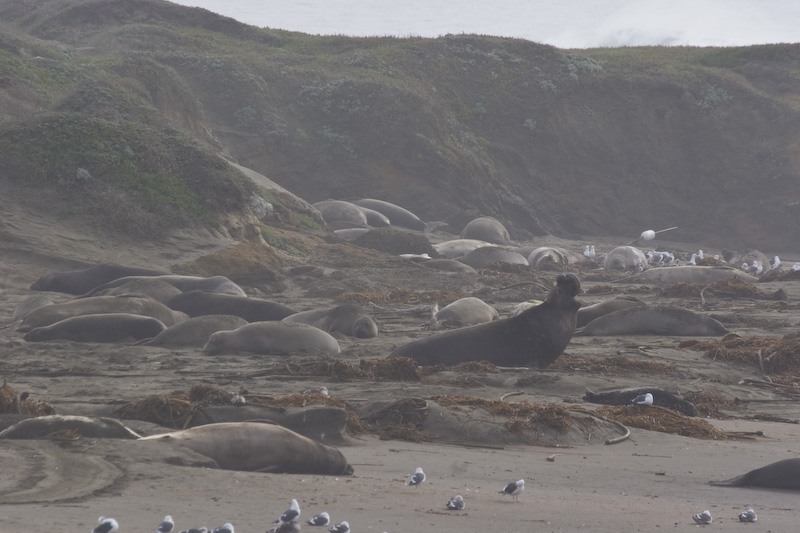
xmin=576 ymin=306 xmax=728 ymax=336
xmin=457 ymin=246 xmax=528 ymax=270
xmin=23 ymin=313 xmax=167 ymax=343
xmin=0 ymin=415 xmax=141 ymax=439
xmin=527 ymin=247 xmax=568 ymax=268
xmin=80 ymin=275 xmax=246 ymax=298
xmin=623 ymin=266 xmax=758 ymax=284
xmin=710 ymin=458 xmax=800 ymax=490
xmin=95 ymin=278 xmax=182 ymax=304
xmin=351 ymin=198 xmax=427 ymax=231
xmin=576 ymin=297 xmax=647 ymax=328
xmin=166 ymin=291 xmax=297 ymax=322
xmin=603 ymin=246 xmax=648 ymax=271
xmin=281 ymin=304 xmax=378 ymax=338
xmin=433 ymin=239 xmax=493 ymax=259
xmin=312 ymin=200 xmax=368 ymax=226
xmin=140 ymin=315 xmax=249 ymax=348
xmin=460 ymin=216 xmax=510 ymax=244
xmin=389 ymin=274 xmax=581 ymax=368
xmin=11 ymin=295 xmax=54 ymax=321
xmin=204 ymin=322 xmax=341 ymax=355
xmin=430 ymin=297 xmax=499 ymax=329
xmin=30 ymin=263 xmax=170 ymax=295
xmin=420 ymin=259 xmax=479 ymax=274
xmin=355 ymin=206 xmax=391 ymax=227
xmin=139 ymin=421 xmax=354 ymax=475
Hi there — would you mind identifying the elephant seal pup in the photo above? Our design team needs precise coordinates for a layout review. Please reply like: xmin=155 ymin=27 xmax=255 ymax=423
xmin=139 ymin=421 xmax=354 ymax=475
xmin=204 ymin=322 xmax=341 ymax=355
xmin=457 ymin=246 xmax=528 ymax=270
xmin=576 ymin=306 xmax=728 ymax=336
xmin=166 ymin=291 xmax=297 ymax=322
xmin=351 ymin=198 xmax=427 ymax=231
xmin=603 ymin=246 xmax=648 ymax=271
xmin=282 ymin=304 xmax=378 ymax=338
xmin=623 ymin=266 xmax=758 ymax=284
xmin=430 ymin=297 xmax=499 ymax=329
xmin=389 ymin=273 xmax=581 ymax=368
xmin=709 ymin=458 xmax=800 ymax=490
xmin=11 ymin=295 xmax=54 ymax=321
xmin=576 ymin=297 xmax=647 ymax=328
xmin=23 ymin=313 xmax=167 ymax=343
xmin=420 ymin=259 xmax=479 ymax=274
xmin=312 ymin=200 xmax=368 ymax=226
xmin=140 ymin=315 xmax=249 ymax=348
xmin=432 ymin=239 xmax=493 ymax=259
xmin=0 ymin=415 xmax=141 ymax=439
xmin=460 ymin=216 xmax=510 ymax=244
xmin=80 ymin=274 xmax=246 ymax=298
xmin=18 ymin=295 xmax=184 ymax=332
xmin=30 ymin=263 xmax=170 ymax=295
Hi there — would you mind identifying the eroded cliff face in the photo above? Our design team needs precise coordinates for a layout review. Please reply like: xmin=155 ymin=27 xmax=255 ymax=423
xmin=1 ymin=0 xmax=799 ymax=250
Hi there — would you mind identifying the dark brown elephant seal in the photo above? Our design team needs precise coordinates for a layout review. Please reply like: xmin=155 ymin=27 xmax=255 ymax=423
xmin=460 ymin=216 xmax=510 ymax=244
xmin=576 ymin=306 xmax=728 ymax=336
xmin=281 ymin=304 xmax=378 ymax=338
xmin=139 ymin=421 xmax=354 ymax=475
xmin=710 ymin=458 xmax=800 ymax=490
xmin=140 ymin=315 xmax=249 ymax=348
xmin=576 ymin=297 xmax=647 ymax=328
xmin=23 ymin=313 xmax=167 ymax=343
xmin=204 ymin=322 xmax=341 ymax=355
xmin=389 ymin=274 xmax=581 ymax=368
xmin=351 ymin=198 xmax=426 ymax=230
xmin=166 ymin=291 xmax=297 ymax=322
xmin=81 ymin=275 xmax=246 ymax=298
xmin=30 ymin=263 xmax=170 ymax=295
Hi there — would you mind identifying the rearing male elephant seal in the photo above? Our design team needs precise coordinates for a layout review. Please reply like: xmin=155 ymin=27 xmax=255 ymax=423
xmin=139 ymin=422 xmax=354 ymax=475
xmin=204 ymin=322 xmax=341 ymax=355
xmin=709 ymin=458 xmax=800 ymax=490
xmin=30 ymin=263 xmax=170 ymax=295
xmin=281 ymin=304 xmax=378 ymax=338
xmin=460 ymin=216 xmax=510 ymax=244
xmin=389 ymin=274 xmax=581 ymax=368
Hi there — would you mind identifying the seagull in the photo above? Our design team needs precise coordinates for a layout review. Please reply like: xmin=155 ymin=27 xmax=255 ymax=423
xmin=212 ymin=524 xmax=234 ymax=533
xmin=408 ymin=467 xmax=426 ymax=486
xmin=692 ymin=510 xmax=712 ymax=525
xmin=329 ymin=521 xmax=350 ymax=533
xmin=499 ymin=479 xmax=525 ymax=502
xmin=230 ymin=392 xmax=246 ymax=405
xmin=770 ymin=256 xmax=781 ymax=269
xmin=93 ymin=517 xmax=119 ymax=533
xmin=277 ymin=499 xmax=301 ymax=524
xmin=632 ymin=392 xmax=653 ymax=405
xmin=157 ymin=515 xmax=175 ymax=533
xmin=753 ymin=261 xmax=764 ymax=275
xmin=635 ymin=259 xmax=645 ymax=271
xmin=180 ymin=529 xmax=208 ymax=533
xmin=446 ymin=495 xmax=465 ymax=510
xmin=269 ymin=522 xmax=301 ymax=533
xmin=306 ymin=512 xmax=331 ymax=526
xmin=738 ymin=508 xmax=757 ymax=522
xmin=303 ymin=386 xmax=329 ymax=396
xmin=688 ymin=253 xmax=697 ymax=266
xmin=584 ymin=245 xmax=592 ymax=258
xmin=793 ymin=261 xmax=800 ymax=271
xmin=697 ymin=250 xmax=704 ymax=260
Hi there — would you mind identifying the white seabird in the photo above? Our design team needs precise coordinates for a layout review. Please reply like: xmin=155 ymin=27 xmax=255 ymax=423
xmin=269 ymin=522 xmax=301 ymax=533
xmin=277 ymin=499 xmax=301 ymax=524
xmin=157 ymin=515 xmax=175 ymax=533
xmin=446 ymin=494 xmax=465 ymax=510
xmin=329 ymin=521 xmax=350 ymax=533
xmin=739 ymin=508 xmax=757 ymax=522
xmin=408 ymin=467 xmax=426 ymax=486
xmin=499 ymin=479 xmax=525 ymax=502
xmin=180 ymin=529 xmax=208 ymax=533
xmin=692 ymin=510 xmax=712 ymax=524
xmin=632 ymin=392 xmax=654 ymax=405
xmin=303 ymin=386 xmax=329 ymax=396
xmin=212 ymin=523 xmax=234 ymax=533
xmin=93 ymin=517 xmax=119 ymax=533
xmin=306 ymin=512 xmax=331 ymax=526
xmin=770 ymin=256 xmax=780 ymax=269
xmin=793 ymin=261 xmax=800 ymax=271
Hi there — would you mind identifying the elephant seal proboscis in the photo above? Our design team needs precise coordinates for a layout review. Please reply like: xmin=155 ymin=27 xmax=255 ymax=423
xmin=17 ymin=295 xmax=184 ymax=332
xmin=389 ymin=273 xmax=581 ymax=368
xmin=281 ymin=304 xmax=378 ymax=338
xmin=622 ymin=266 xmax=758 ymax=284
xmin=603 ymin=246 xmax=648 ymax=271
xmin=312 ymin=200 xmax=368 ymax=226
xmin=0 ymin=415 xmax=142 ymax=439
xmin=430 ymin=297 xmax=499 ymax=329
xmin=203 ymin=322 xmax=341 ymax=355
xmin=576 ymin=306 xmax=729 ymax=336
xmin=81 ymin=275 xmax=246 ymax=298
xmin=460 ymin=216 xmax=510 ymax=244
xmin=710 ymin=458 xmax=800 ymax=490
xmin=420 ymin=259 xmax=478 ymax=274
xmin=23 ymin=313 xmax=167 ymax=343
xmin=576 ymin=297 xmax=647 ymax=328
xmin=140 ymin=315 xmax=249 ymax=348
xmin=30 ymin=263 xmax=170 ymax=295
xmin=139 ymin=422 xmax=354 ymax=475
xmin=166 ymin=291 xmax=297 ymax=322
xmin=457 ymin=246 xmax=528 ymax=270
xmin=351 ymin=198 xmax=427 ymax=231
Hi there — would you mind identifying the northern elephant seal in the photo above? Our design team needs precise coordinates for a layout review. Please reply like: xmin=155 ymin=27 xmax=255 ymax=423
xmin=166 ymin=291 xmax=297 ymax=322
xmin=11 ymin=295 xmax=54 ymax=321
xmin=430 ymin=297 xmax=499 ymax=329
xmin=351 ymin=199 xmax=426 ymax=231
xmin=622 ymin=266 xmax=758 ymax=284
xmin=389 ymin=274 xmax=581 ymax=368
xmin=204 ymin=322 xmax=341 ymax=355
xmin=457 ymin=246 xmax=528 ymax=270
xmin=139 ymin=422 xmax=354 ymax=475
xmin=576 ymin=297 xmax=647 ymax=328
xmin=18 ymin=295 xmax=184 ymax=332
xmin=81 ymin=275 xmax=246 ymax=297
xmin=460 ymin=216 xmax=510 ymax=244
xmin=95 ymin=278 xmax=182 ymax=304
xmin=722 ymin=249 xmax=769 ymax=269
xmin=355 ymin=206 xmax=391 ymax=227
xmin=603 ymin=246 xmax=648 ymax=271
xmin=527 ymin=247 xmax=568 ymax=268
xmin=281 ymin=304 xmax=378 ymax=338
xmin=709 ymin=458 xmax=800 ymax=490
xmin=30 ymin=263 xmax=170 ymax=295
xmin=420 ymin=259 xmax=478 ymax=274
xmin=433 ymin=239 xmax=493 ymax=259
xmin=312 ymin=200 xmax=368 ymax=226
xmin=0 ymin=415 xmax=141 ymax=440
xmin=576 ymin=306 xmax=729 ymax=336
xmin=23 ymin=313 xmax=167 ymax=343
xmin=140 ymin=315 xmax=249 ymax=348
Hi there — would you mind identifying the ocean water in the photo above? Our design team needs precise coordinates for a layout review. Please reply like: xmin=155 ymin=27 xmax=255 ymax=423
xmin=169 ymin=0 xmax=800 ymax=48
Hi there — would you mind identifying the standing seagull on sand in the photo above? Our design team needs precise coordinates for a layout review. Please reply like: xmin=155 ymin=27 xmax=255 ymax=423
xmin=277 ymin=499 xmax=301 ymax=525
xmin=157 ymin=515 xmax=175 ymax=533
xmin=499 ymin=479 xmax=525 ymax=502
xmin=93 ymin=517 xmax=119 ymax=533
xmin=407 ymin=467 xmax=426 ymax=486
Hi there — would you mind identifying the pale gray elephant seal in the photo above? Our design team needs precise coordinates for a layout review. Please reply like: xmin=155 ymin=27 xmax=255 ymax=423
xmin=576 ymin=306 xmax=728 ymax=336
xmin=312 ymin=200 xmax=368 ymax=226
xmin=139 ymin=421 xmax=354 ymax=475
xmin=431 ymin=297 xmax=499 ymax=329
xmin=433 ymin=239 xmax=492 ymax=259
xmin=709 ymin=458 xmax=800 ymax=490
xmin=282 ymin=304 xmax=378 ymax=338
xmin=527 ymin=247 xmax=568 ymax=268
xmin=204 ymin=322 xmax=341 ymax=355
xmin=140 ymin=315 xmax=249 ymax=348
xmin=623 ymin=266 xmax=758 ymax=284
xmin=96 ymin=278 xmax=182 ymax=304
xmin=457 ymin=246 xmax=528 ymax=270
xmin=355 ymin=206 xmax=391 ymax=227
xmin=30 ymin=263 xmax=170 ymax=295
xmin=11 ymin=295 xmax=54 ymax=321
xmin=389 ymin=273 xmax=581 ymax=368
xmin=17 ymin=295 xmax=184 ymax=332
xmin=460 ymin=216 xmax=510 ymax=244
xmin=603 ymin=246 xmax=648 ymax=271
xmin=81 ymin=274 xmax=246 ymax=297
xmin=0 ymin=415 xmax=141 ymax=439
xmin=576 ymin=297 xmax=647 ymax=328
xmin=166 ymin=291 xmax=297 ymax=322
xmin=23 ymin=313 xmax=167 ymax=343
xmin=351 ymin=198 xmax=426 ymax=231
